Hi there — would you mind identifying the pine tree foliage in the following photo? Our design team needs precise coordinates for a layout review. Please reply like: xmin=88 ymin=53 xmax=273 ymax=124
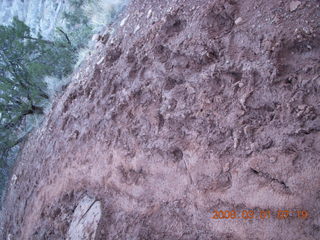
xmin=0 ymin=17 xmax=76 ymax=182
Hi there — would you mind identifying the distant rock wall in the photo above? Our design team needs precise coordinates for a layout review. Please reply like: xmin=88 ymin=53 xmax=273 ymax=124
xmin=0 ymin=0 xmax=68 ymax=38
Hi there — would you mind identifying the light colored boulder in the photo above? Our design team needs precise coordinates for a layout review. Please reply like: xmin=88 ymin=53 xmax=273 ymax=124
xmin=67 ymin=196 xmax=102 ymax=240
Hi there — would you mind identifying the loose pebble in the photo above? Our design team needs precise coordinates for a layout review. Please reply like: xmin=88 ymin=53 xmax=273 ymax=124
xmin=290 ymin=1 xmax=301 ymax=12
xmin=270 ymin=156 xmax=277 ymax=163
xmin=134 ymin=25 xmax=141 ymax=33
xmin=120 ymin=15 xmax=129 ymax=27
xmin=235 ymin=17 xmax=243 ymax=25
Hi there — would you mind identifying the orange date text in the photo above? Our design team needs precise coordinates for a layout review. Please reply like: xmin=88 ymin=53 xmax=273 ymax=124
xmin=210 ymin=209 xmax=309 ymax=220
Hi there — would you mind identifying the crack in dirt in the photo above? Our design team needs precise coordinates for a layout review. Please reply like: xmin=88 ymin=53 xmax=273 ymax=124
xmin=250 ymin=167 xmax=291 ymax=193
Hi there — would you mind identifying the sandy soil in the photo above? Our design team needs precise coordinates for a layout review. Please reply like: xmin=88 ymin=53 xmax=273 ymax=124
xmin=1 ymin=0 xmax=320 ymax=239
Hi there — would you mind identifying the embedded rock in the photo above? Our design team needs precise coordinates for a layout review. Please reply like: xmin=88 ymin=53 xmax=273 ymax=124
xmin=67 ymin=196 xmax=102 ymax=240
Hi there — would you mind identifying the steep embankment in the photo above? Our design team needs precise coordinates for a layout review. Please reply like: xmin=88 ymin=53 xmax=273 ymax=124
xmin=1 ymin=0 xmax=320 ymax=239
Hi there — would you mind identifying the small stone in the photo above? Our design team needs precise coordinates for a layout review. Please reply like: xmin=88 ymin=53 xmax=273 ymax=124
xmin=11 ymin=175 xmax=17 ymax=185
xmin=233 ymin=137 xmax=239 ymax=149
xmin=134 ymin=25 xmax=141 ymax=33
xmin=272 ymin=16 xmax=279 ymax=23
xmin=91 ymin=34 xmax=99 ymax=42
xmin=147 ymin=9 xmax=152 ymax=19
xmin=270 ymin=156 xmax=277 ymax=163
xmin=223 ymin=162 xmax=230 ymax=172
xmin=97 ymin=57 xmax=105 ymax=65
xmin=244 ymin=125 xmax=252 ymax=137
xmin=235 ymin=17 xmax=243 ymax=25
xmin=120 ymin=15 xmax=129 ymax=27
xmin=298 ymin=104 xmax=306 ymax=110
xmin=290 ymin=1 xmax=301 ymax=12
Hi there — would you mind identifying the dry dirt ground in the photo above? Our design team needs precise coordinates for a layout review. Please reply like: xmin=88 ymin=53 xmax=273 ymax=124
xmin=1 ymin=0 xmax=320 ymax=239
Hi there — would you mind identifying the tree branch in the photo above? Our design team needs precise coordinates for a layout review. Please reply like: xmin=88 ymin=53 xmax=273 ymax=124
xmin=56 ymin=27 xmax=72 ymax=46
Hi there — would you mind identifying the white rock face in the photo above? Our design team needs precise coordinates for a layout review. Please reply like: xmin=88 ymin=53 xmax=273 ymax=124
xmin=67 ymin=196 xmax=102 ymax=240
xmin=0 ymin=0 xmax=68 ymax=38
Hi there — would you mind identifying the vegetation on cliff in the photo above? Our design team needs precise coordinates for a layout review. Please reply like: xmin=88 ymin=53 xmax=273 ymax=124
xmin=0 ymin=17 xmax=76 ymax=194
xmin=0 ymin=0 xmax=127 ymax=202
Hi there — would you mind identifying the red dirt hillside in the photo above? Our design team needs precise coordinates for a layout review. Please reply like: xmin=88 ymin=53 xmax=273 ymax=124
xmin=1 ymin=0 xmax=320 ymax=239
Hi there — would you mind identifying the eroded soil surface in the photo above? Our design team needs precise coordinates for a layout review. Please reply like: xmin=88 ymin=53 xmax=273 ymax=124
xmin=1 ymin=0 xmax=320 ymax=239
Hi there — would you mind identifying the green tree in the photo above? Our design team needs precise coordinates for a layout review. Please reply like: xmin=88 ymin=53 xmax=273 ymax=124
xmin=0 ymin=18 xmax=76 ymax=179
xmin=62 ymin=0 xmax=93 ymax=49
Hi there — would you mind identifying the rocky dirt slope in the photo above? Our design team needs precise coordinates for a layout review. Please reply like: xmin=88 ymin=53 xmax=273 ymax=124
xmin=1 ymin=0 xmax=320 ymax=239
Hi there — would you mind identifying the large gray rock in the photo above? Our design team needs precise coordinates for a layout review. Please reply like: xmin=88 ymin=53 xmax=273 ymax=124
xmin=67 ymin=196 xmax=102 ymax=240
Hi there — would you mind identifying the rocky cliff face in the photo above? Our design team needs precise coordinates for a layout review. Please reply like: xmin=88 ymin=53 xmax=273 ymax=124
xmin=1 ymin=0 xmax=320 ymax=239
xmin=0 ymin=0 xmax=67 ymax=37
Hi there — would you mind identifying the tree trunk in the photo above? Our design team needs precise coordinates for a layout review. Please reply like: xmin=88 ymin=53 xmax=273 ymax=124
xmin=30 ymin=105 xmax=44 ymax=115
